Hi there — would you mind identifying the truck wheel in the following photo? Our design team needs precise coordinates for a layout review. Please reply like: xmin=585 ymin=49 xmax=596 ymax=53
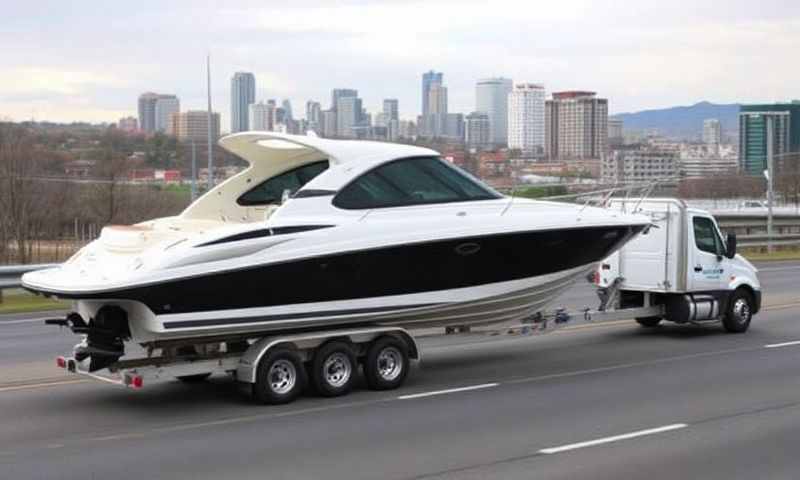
xmin=254 ymin=348 xmax=307 ymax=405
xmin=311 ymin=341 xmax=356 ymax=397
xmin=364 ymin=336 xmax=409 ymax=391
xmin=636 ymin=317 xmax=662 ymax=328
xmin=176 ymin=373 xmax=212 ymax=383
xmin=723 ymin=289 xmax=753 ymax=333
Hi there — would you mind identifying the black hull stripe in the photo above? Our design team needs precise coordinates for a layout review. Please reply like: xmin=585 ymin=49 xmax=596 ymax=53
xmin=162 ymin=303 xmax=441 ymax=330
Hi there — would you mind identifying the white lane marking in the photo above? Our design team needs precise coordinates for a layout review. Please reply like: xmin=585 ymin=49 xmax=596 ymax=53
xmin=398 ymin=383 xmax=498 ymax=400
xmin=538 ymin=423 xmax=688 ymax=454
xmin=0 ymin=316 xmax=57 ymax=325
xmin=0 ymin=379 xmax=87 ymax=392
xmin=765 ymin=340 xmax=800 ymax=349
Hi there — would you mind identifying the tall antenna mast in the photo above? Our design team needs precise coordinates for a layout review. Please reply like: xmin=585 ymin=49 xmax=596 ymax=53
xmin=206 ymin=53 xmax=214 ymax=191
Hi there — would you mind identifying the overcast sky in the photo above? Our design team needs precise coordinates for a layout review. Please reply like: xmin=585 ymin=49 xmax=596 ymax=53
xmin=2 ymin=0 xmax=799 ymax=129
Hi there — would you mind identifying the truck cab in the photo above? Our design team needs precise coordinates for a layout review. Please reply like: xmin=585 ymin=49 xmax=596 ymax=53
xmin=597 ymin=198 xmax=761 ymax=332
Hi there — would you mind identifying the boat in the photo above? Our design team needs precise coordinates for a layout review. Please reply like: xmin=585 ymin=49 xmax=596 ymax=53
xmin=23 ymin=132 xmax=649 ymax=370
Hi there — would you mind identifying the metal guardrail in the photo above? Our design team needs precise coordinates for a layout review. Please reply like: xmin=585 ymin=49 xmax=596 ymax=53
xmin=0 ymin=264 xmax=58 ymax=290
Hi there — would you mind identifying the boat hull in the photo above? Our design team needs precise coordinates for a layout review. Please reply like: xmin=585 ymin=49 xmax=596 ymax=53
xmin=52 ymin=223 xmax=644 ymax=342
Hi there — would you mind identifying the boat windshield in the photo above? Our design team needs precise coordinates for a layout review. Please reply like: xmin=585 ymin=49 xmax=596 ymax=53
xmin=237 ymin=161 xmax=329 ymax=206
xmin=333 ymin=156 xmax=501 ymax=209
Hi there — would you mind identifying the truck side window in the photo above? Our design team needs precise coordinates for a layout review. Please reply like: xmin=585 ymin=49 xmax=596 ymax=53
xmin=693 ymin=217 xmax=722 ymax=255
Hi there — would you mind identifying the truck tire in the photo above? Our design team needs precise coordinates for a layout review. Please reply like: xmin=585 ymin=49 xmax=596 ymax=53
xmin=176 ymin=373 xmax=212 ymax=383
xmin=254 ymin=348 xmax=307 ymax=405
xmin=723 ymin=289 xmax=753 ymax=333
xmin=310 ymin=341 xmax=357 ymax=397
xmin=364 ymin=336 xmax=409 ymax=391
xmin=635 ymin=317 xmax=662 ymax=328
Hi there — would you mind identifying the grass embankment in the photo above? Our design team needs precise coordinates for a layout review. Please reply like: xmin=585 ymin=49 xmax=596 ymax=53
xmin=743 ymin=249 xmax=800 ymax=262
xmin=0 ymin=292 xmax=68 ymax=315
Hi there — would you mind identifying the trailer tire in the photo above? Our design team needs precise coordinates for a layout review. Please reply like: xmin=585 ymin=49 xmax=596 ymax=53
xmin=723 ymin=289 xmax=753 ymax=333
xmin=635 ymin=317 xmax=662 ymax=328
xmin=364 ymin=336 xmax=409 ymax=391
xmin=176 ymin=373 xmax=212 ymax=383
xmin=311 ymin=341 xmax=357 ymax=397
xmin=254 ymin=348 xmax=307 ymax=405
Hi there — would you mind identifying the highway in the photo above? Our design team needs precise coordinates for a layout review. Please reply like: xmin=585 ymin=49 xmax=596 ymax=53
xmin=0 ymin=260 xmax=798 ymax=479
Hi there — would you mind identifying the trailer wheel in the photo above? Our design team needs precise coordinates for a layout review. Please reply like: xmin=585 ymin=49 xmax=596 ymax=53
xmin=635 ymin=317 xmax=662 ymax=328
xmin=311 ymin=341 xmax=356 ymax=397
xmin=176 ymin=373 xmax=212 ymax=383
xmin=254 ymin=348 xmax=307 ymax=405
xmin=723 ymin=289 xmax=753 ymax=333
xmin=364 ymin=336 xmax=409 ymax=391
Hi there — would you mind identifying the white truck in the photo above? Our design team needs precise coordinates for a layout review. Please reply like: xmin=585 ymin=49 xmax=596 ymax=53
xmin=49 ymin=198 xmax=761 ymax=403
xmin=594 ymin=198 xmax=761 ymax=332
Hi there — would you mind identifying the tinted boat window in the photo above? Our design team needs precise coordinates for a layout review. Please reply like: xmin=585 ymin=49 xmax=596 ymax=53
xmin=237 ymin=161 xmax=328 ymax=206
xmin=333 ymin=157 xmax=500 ymax=209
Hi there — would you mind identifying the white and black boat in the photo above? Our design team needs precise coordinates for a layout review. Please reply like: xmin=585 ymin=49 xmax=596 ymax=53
xmin=24 ymin=132 xmax=649 ymax=369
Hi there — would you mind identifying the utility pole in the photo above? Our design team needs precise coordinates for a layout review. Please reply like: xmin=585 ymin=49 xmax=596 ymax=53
xmin=206 ymin=53 xmax=214 ymax=191
xmin=191 ymin=139 xmax=197 ymax=201
xmin=766 ymin=115 xmax=774 ymax=254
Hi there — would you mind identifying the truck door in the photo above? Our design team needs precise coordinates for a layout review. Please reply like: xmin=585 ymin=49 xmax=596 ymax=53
xmin=689 ymin=215 xmax=727 ymax=292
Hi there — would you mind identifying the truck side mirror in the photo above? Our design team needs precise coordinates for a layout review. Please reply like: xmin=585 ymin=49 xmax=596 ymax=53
xmin=725 ymin=233 xmax=737 ymax=259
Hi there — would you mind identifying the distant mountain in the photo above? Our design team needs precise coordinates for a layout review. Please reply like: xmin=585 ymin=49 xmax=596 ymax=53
xmin=612 ymin=101 xmax=740 ymax=140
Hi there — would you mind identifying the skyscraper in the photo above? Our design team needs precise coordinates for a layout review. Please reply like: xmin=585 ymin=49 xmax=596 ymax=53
xmin=154 ymin=95 xmax=179 ymax=133
xmin=281 ymin=99 xmax=293 ymax=121
xmin=702 ymin=118 xmax=722 ymax=154
xmin=476 ymin=77 xmax=513 ymax=146
xmin=383 ymin=99 xmax=399 ymax=121
xmin=331 ymin=89 xmax=358 ymax=110
xmin=465 ymin=112 xmax=490 ymax=150
xmin=608 ymin=118 xmax=624 ymax=147
xmin=138 ymin=92 xmax=160 ymax=134
xmin=421 ymin=71 xmax=443 ymax=116
xmin=336 ymin=95 xmax=363 ymax=138
xmin=428 ymin=83 xmax=448 ymax=115
xmin=739 ymin=102 xmax=800 ymax=175
xmin=249 ymin=101 xmax=275 ymax=131
xmin=545 ymin=91 xmax=608 ymax=161
xmin=507 ymin=83 xmax=545 ymax=156
xmin=230 ymin=72 xmax=256 ymax=133
xmin=306 ymin=101 xmax=322 ymax=132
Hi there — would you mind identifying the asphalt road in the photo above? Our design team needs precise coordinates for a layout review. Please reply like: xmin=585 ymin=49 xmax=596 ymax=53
xmin=0 ymin=260 xmax=799 ymax=479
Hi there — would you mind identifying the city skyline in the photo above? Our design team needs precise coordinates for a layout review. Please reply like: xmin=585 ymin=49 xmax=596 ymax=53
xmin=3 ymin=1 xmax=799 ymax=126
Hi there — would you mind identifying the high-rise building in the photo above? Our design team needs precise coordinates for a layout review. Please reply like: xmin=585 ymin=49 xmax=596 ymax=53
xmin=331 ymin=89 xmax=358 ymax=110
xmin=336 ymin=95 xmax=363 ymax=138
xmin=507 ymin=83 xmax=545 ymax=156
xmin=738 ymin=102 xmax=800 ymax=175
xmin=383 ymin=99 xmax=399 ymax=121
xmin=465 ymin=112 xmax=490 ymax=150
xmin=118 ymin=116 xmax=138 ymax=132
xmin=249 ymin=101 xmax=276 ymax=131
xmin=608 ymin=118 xmax=624 ymax=147
xmin=321 ymin=110 xmax=337 ymax=138
xmin=170 ymin=111 xmax=221 ymax=143
xmin=545 ymin=91 xmax=608 ymax=161
xmin=421 ymin=71 xmax=443 ymax=116
xmin=703 ymin=119 xmax=721 ymax=146
xmin=154 ymin=95 xmax=179 ymax=133
xmin=428 ymin=83 xmax=448 ymax=115
xmin=306 ymin=101 xmax=322 ymax=132
xmin=230 ymin=72 xmax=256 ymax=133
xmin=281 ymin=99 xmax=293 ymax=121
xmin=138 ymin=92 xmax=160 ymax=134
xmin=476 ymin=77 xmax=513 ymax=146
